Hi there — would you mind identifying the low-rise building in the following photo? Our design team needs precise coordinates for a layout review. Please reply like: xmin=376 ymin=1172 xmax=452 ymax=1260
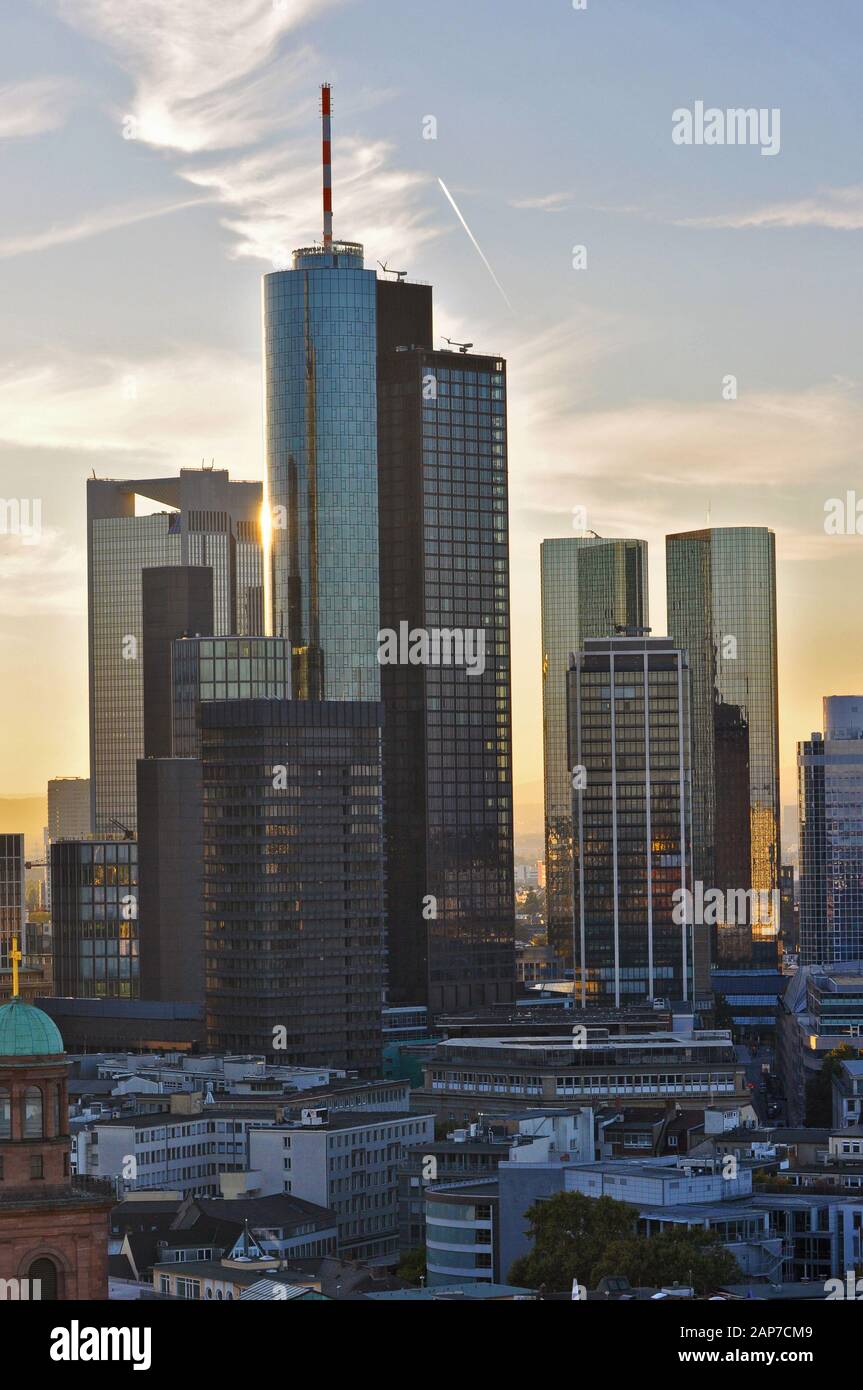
xmin=414 ymin=1030 xmax=749 ymax=1121
xmin=248 ymin=1108 xmax=435 ymax=1263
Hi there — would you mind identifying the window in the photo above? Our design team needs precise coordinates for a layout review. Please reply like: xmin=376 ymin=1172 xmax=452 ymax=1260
xmin=23 ymin=1088 xmax=43 ymax=1139
xmin=28 ymin=1258 xmax=58 ymax=1301
xmin=30 ymin=1154 xmax=44 ymax=1180
xmin=0 ymin=1087 xmax=9 ymax=1140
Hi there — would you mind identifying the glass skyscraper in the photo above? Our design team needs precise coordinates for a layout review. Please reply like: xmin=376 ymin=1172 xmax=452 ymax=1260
xmin=263 ymin=243 xmax=380 ymax=700
xmin=0 ymin=834 xmax=25 ymax=973
xmin=540 ymin=537 xmax=648 ymax=961
xmin=87 ymin=470 xmax=264 ymax=833
xmin=378 ymin=306 xmax=515 ymax=1012
xmin=171 ymin=635 xmax=291 ymax=757
xmin=799 ymin=696 xmax=863 ymax=965
xmin=666 ymin=527 xmax=780 ymax=965
xmin=50 ymin=837 xmax=139 ymax=997
xmin=567 ymin=636 xmax=694 ymax=1007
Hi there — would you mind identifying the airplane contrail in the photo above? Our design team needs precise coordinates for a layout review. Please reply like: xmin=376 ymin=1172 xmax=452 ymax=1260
xmin=437 ymin=178 xmax=513 ymax=312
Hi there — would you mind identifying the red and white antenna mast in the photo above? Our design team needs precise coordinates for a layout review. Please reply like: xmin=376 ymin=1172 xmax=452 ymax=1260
xmin=321 ymin=83 xmax=333 ymax=247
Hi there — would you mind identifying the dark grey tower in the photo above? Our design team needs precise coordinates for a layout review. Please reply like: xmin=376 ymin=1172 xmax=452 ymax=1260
xmin=378 ymin=290 xmax=515 ymax=1011
xmin=540 ymin=537 xmax=648 ymax=962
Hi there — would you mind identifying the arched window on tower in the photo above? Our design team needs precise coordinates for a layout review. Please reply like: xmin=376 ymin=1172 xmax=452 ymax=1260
xmin=0 ymin=1087 xmax=10 ymax=1140
xmin=22 ymin=1087 xmax=43 ymax=1139
xmin=28 ymin=1257 xmax=59 ymax=1301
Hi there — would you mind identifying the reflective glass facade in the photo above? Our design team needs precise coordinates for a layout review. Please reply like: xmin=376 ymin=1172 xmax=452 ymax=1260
xmin=0 ymin=834 xmax=25 ymax=972
xmin=87 ymin=472 xmax=264 ymax=833
xmin=568 ymin=637 xmax=693 ymax=1006
xmin=172 ymin=635 xmax=291 ymax=757
xmin=540 ymin=538 xmax=648 ymax=959
xmin=50 ymin=838 xmax=139 ymax=997
xmin=263 ymin=244 xmax=380 ymax=700
xmin=200 ymin=699 xmax=385 ymax=1073
xmin=378 ymin=339 xmax=515 ymax=1011
xmin=666 ymin=527 xmax=780 ymax=964
xmin=799 ymin=697 xmax=863 ymax=964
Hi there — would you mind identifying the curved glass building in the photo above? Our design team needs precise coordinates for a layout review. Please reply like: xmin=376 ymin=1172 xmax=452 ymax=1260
xmin=263 ymin=242 xmax=380 ymax=700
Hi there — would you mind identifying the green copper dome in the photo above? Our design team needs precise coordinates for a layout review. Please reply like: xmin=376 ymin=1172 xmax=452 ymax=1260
xmin=0 ymin=998 xmax=64 ymax=1057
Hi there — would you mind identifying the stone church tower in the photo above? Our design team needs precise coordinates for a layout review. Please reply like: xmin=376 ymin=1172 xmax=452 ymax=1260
xmin=0 ymin=962 xmax=112 ymax=1300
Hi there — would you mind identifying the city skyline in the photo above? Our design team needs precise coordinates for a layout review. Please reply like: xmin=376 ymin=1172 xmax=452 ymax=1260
xmin=3 ymin=1 xmax=863 ymax=858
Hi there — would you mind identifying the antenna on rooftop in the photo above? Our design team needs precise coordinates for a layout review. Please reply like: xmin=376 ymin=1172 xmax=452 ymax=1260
xmin=321 ymin=83 xmax=333 ymax=247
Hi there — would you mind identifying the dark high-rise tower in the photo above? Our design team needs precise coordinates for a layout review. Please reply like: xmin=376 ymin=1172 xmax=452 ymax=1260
xmin=666 ymin=527 xmax=780 ymax=966
xmin=377 ymin=302 xmax=515 ymax=1010
xmin=540 ymin=537 xmax=648 ymax=961
xmin=200 ymin=699 xmax=385 ymax=1071
xmin=567 ymin=635 xmax=694 ymax=1007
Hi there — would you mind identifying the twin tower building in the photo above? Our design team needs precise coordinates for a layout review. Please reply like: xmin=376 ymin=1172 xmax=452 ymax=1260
xmin=542 ymin=527 xmax=781 ymax=1010
xmin=85 ymin=229 xmax=515 ymax=1069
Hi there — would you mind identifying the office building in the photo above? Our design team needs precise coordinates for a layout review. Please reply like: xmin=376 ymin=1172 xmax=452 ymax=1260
xmin=141 ymin=565 xmax=214 ymax=759
xmin=87 ymin=469 xmax=264 ymax=833
xmin=377 ymin=324 xmax=515 ymax=1011
xmin=47 ymin=778 xmax=91 ymax=840
xmin=50 ymin=838 xmax=139 ymax=998
xmin=666 ymin=527 xmax=780 ymax=965
xmin=248 ymin=1108 xmax=435 ymax=1263
xmin=0 ymin=834 xmax=25 ymax=972
xmin=798 ymin=696 xmax=863 ymax=965
xmin=567 ymin=635 xmax=695 ymax=1007
xmin=171 ymin=635 xmax=291 ymax=758
xmin=540 ymin=537 xmax=648 ymax=960
xmin=200 ymin=699 xmax=385 ymax=1071
xmin=263 ymin=200 xmax=380 ymax=701
xmin=137 ymin=758 xmax=203 ymax=1004
xmin=414 ymin=1030 xmax=750 ymax=1120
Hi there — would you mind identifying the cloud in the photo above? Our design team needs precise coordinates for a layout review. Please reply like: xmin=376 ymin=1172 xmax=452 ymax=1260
xmin=45 ymin=0 xmax=443 ymax=267
xmin=183 ymin=137 xmax=443 ymax=267
xmin=0 ymin=77 xmax=82 ymax=139
xmin=0 ymin=196 xmax=209 ymax=259
xmin=0 ymin=530 xmax=84 ymax=617
xmin=509 ymin=192 xmax=573 ymax=213
xmin=0 ymin=349 xmax=262 ymax=463
xmin=675 ymin=186 xmax=863 ymax=231
xmin=50 ymin=0 xmax=344 ymax=152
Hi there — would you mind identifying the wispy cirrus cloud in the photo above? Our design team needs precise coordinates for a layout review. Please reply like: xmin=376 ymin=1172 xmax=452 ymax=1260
xmin=49 ymin=0 xmax=343 ymax=152
xmin=45 ymin=0 xmax=443 ymax=266
xmin=0 ymin=349 xmax=261 ymax=461
xmin=509 ymin=192 xmax=573 ymax=213
xmin=184 ymin=138 xmax=442 ymax=267
xmin=0 ymin=77 xmax=82 ymax=139
xmin=0 ymin=195 xmax=209 ymax=260
xmin=676 ymin=185 xmax=863 ymax=230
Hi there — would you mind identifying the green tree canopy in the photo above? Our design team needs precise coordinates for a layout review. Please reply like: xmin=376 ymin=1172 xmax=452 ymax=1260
xmin=805 ymin=1043 xmax=860 ymax=1127
xmin=509 ymin=1191 xmax=741 ymax=1294
xmin=591 ymin=1229 xmax=741 ymax=1295
xmin=508 ymin=1191 xmax=637 ymax=1290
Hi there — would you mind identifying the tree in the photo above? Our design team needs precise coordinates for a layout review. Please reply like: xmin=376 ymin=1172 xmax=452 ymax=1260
xmin=396 ymin=1247 xmax=426 ymax=1285
xmin=508 ymin=1191 xmax=637 ymax=1290
xmin=590 ymin=1229 xmax=741 ymax=1295
xmin=805 ymin=1044 xmax=860 ymax=1127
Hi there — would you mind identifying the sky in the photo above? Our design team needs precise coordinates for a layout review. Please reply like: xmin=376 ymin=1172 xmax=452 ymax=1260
xmin=1 ymin=0 xmax=862 ymax=855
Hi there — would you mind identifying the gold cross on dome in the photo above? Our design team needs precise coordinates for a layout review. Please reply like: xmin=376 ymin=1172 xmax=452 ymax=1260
xmin=10 ymin=936 xmax=22 ymax=998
